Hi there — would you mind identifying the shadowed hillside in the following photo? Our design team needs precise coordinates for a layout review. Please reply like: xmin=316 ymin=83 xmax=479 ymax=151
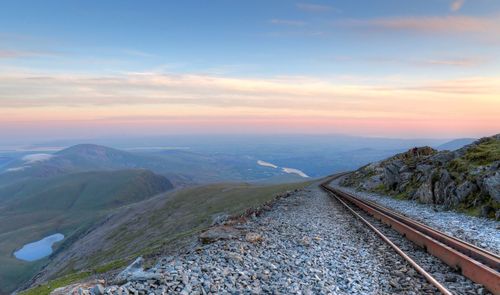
xmin=0 ymin=169 xmax=173 ymax=294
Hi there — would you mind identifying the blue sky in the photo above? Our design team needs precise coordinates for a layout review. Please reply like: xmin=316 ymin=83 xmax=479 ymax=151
xmin=0 ymin=0 xmax=499 ymax=140
xmin=2 ymin=0 xmax=499 ymax=77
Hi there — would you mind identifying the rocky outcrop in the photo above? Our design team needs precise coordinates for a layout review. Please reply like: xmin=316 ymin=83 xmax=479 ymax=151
xmin=199 ymin=226 xmax=243 ymax=244
xmin=341 ymin=134 xmax=500 ymax=219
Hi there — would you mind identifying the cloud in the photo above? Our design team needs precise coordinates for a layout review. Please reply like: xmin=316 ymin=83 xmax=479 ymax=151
xmin=336 ymin=15 xmax=500 ymax=36
xmin=0 ymin=49 xmax=52 ymax=59
xmin=122 ymin=49 xmax=156 ymax=58
xmin=1 ymin=70 xmax=499 ymax=115
xmin=362 ymin=56 xmax=486 ymax=68
xmin=450 ymin=0 xmax=465 ymax=12
xmin=0 ymin=71 xmax=498 ymax=138
xmin=296 ymin=3 xmax=336 ymax=13
xmin=270 ymin=19 xmax=306 ymax=26
xmin=418 ymin=57 xmax=485 ymax=67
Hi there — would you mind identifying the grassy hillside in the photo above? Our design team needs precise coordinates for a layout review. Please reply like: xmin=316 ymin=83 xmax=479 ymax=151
xmin=22 ymin=181 xmax=312 ymax=294
xmin=0 ymin=169 xmax=173 ymax=295
xmin=0 ymin=169 xmax=172 ymax=211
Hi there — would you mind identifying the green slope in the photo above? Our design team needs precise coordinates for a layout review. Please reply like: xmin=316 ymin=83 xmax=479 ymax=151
xmin=21 ymin=181 xmax=312 ymax=294
xmin=0 ymin=169 xmax=173 ymax=212
xmin=0 ymin=169 xmax=173 ymax=294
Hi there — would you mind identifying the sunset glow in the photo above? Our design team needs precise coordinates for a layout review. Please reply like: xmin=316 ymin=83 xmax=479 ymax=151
xmin=1 ymin=0 xmax=499 ymax=141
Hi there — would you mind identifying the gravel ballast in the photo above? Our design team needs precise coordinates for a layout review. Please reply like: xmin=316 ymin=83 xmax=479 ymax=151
xmin=75 ymin=183 xmax=437 ymax=294
xmin=330 ymin=176 xmax=500 ymax=256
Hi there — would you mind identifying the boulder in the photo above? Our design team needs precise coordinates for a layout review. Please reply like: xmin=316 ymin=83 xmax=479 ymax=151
xmin=91 ymin=284 xmax=104 ymax=295
xmin=113 ymin=256 xmax=163 ymax=284
xmin=245 ymin=232 xmax=263 ymax=243
xmin=432 ymin=169 xmax=454 ymax=204
xmin=415 ymin=181 xmax=433 ymax=204
xmin=384 ymin=161 xmax=403 ymax=190
xmin=360 ymin=174 xmax=383 ymax=190
xmin=429 ymin=151 xmax=454 ymax=166
xmin=199 ymin=226 xmax=242 ymax=244
xmin=454 ymin=181 xmax=477 ymax=204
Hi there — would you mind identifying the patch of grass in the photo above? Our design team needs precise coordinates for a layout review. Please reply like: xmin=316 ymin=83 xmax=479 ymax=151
xmin=464 ymin=137 xmax=500 ymax=166
xmin=373 ymin=183 xmax=389 ymax=194
xmin=394 ymin=192 xmax=408 ymax=200
xmin=19 ymin=271 xmax=91 ymax=295
xmin=93 ymin=259 xmax=128 ymax=274
xmin=448 ymin=137 xmax=500 ymax=176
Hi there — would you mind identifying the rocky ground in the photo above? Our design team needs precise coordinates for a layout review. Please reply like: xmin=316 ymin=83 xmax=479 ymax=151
xmin=331 ymin=176 xmax=500 ymax=256
xmin=341 ymin=134 xmax=500 ymax=219
xmin=60 ymin=183 xmax=437 ymax=295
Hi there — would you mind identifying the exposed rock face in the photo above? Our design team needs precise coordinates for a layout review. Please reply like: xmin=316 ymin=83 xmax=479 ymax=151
xmin=341 ymin=135 xmax=500 ymax=219
xmin=484 ymin=172 xmax=500 ymax=202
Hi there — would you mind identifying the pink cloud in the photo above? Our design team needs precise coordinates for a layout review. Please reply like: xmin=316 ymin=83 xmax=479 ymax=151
xmin=450 ymin=0 xmax=465 ymax=12
xmin=337 ymin=15 xmax=500 ymax=35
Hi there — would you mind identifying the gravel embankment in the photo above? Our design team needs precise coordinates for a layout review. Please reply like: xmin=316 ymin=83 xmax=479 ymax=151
xmin=74 ymin=183 xmax=437 ymax=294
xmin=338 ymin=192 xmax=491 ymax=295
xmin=330 ymin=177 xmax=500 ymax=256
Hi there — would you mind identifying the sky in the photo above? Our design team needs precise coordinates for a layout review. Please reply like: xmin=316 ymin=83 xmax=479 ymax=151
xmin=0 ymin=0 xmax=499 ymax=142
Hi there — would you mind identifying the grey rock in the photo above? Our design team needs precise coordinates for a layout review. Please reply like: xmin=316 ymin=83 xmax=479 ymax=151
xmin=414 ymin=181 xmax=433 ymax=204
xmin=454 ymin=181 xmax=478 ymax=204
xmin=91 ymin=284 xmax=105 ymax=295
xmin=484 ymin=172 xmax=500 ymax=202
xmin=384 ymin=161 xmax=403 ymax=190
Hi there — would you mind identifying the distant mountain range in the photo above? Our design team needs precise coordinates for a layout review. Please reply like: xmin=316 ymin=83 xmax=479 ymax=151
xmin=436 ymin=138 xmax=476 ymax=151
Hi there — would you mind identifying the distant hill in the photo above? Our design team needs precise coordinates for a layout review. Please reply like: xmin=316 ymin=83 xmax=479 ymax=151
xmin=0 ymin=169 xmax=173 ymax=212
xmin=436 ymin=138 xmax=476 ymax=151
xmin=1 ymin=144 xmax=160 ymax=181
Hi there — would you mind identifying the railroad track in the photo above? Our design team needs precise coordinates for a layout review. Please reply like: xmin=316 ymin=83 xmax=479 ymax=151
xmin=321 ymin=175 xmax=500 ymax=295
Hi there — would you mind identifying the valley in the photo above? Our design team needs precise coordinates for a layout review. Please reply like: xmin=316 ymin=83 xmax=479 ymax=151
xmin=1 ymin=135 xmax=497 ymax=294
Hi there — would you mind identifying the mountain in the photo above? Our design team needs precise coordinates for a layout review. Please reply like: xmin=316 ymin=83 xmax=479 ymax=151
xmin=1 ymin=144 xmax=161 ymax=181
xmin=341 ymin=134 xmax=500 ymax=218
xmin=0 ymin=169 xmax=173 ymax=294
xmin=0 ymin=169 xmax=173 ymax=212
xmin=0 ymin=144 xmax=302 ymax=186
xmin=436 ymin=138 xmax=476 ymax=151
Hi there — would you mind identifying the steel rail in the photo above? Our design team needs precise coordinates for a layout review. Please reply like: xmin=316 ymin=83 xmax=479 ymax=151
xmin=329 ymin=188 xmax=453 ymax=295
xmin=340 ymin=189 xmax=500 ymax=270
xmin=320 ymin=176 xmax=500 ymax=295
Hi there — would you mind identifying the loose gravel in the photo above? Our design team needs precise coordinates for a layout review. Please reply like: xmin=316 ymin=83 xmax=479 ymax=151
xmin=83 ymin=183 xmax=438 ymax=295
xmin=331 ymin=190 xmax=491 ymax=295
xmin=330 ymin=176 xmax=500 ymax=256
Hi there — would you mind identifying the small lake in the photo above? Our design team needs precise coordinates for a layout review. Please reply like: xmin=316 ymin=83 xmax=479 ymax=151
xmin=14 ymin=233 xmax=64 ymax=262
